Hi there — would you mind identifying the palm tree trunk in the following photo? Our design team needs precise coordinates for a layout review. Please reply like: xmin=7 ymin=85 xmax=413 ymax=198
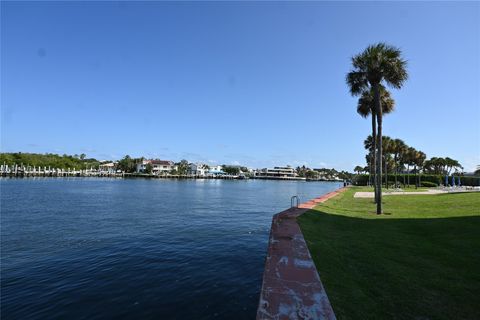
xmin=396 ymin=155 xmax=399 ymax=188
xmin=415 ymin=165 xmax=418 ymax=189
xmin=419 ymin=167 xmax=422 ymax=187
xmin=374 ymin=84 xmax=383 ymax=214
xmin=369 ymin=155 xmax=374 ymax=187
xmin=371 ymin=113 xmax=377 ymax=203
xmin=407 ymin=165 xmax=410 ymax=186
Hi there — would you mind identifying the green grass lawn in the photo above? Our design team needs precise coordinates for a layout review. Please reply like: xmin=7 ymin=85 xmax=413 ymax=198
xmin=298 ymin=187 xmax=480 ymax=320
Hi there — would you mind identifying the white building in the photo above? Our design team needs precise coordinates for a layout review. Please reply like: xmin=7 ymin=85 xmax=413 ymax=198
xmin=136 ymin=159 xmax=176 ymax=174
xmin=207 ymin=165 xmax=225 ymax=176
xmin=209 ymin=165 xmax=223 ymax=172
xmin=99 ymin=162 xmax=117 ymax=174
xmin=188 ymin=163 xmax=210 ymax=176
xmin=256 ymin=166 xmax=297 ymax=178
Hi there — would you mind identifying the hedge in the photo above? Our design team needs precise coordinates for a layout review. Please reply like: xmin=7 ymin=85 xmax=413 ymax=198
xmin=353 ymin=174 xmax=480 ymax=186
xmin=421 ymin=181 xmax=438 ymax=187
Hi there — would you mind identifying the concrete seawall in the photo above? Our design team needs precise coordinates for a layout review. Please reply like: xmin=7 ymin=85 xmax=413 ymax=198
xmin=256 ymin=187 xmax=347 ymax=320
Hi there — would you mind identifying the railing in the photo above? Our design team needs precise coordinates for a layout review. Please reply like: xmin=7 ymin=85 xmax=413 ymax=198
xmin=290 ymin=195 xmax=300 ymax=208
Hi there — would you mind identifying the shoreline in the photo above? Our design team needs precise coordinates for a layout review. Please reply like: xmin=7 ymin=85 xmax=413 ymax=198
xmin=0 ymin=172 xmax=343 ymax=182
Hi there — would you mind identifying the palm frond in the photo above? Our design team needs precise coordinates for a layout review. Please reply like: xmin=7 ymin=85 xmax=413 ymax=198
xmin=379 ymin=87 xmax=395 ymax=114
xmin=346 ymin=71 xmax=368 ymax=96
xmin=383 ymin=57 xmax=408 ymax=89
xmin=357 ymin=93 xmax=372 ymax=118
xmin=364 ymin=135 xmax=374 ymax=151
xmin=357 ymin=86 xmax=395 ymax=117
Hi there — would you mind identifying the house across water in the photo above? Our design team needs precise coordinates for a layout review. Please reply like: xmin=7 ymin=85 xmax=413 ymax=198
xmin=136 ymin=160 xmax=176 ymax=174
xmin=254 ymin=166 xmax=304 ymax=180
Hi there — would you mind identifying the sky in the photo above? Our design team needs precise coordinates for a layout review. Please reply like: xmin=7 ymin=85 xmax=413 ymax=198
xmin=1 ymin=1 xmax=479 ymax=171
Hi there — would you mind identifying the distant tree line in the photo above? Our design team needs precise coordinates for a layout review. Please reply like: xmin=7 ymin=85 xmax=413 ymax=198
xmin=221 ymin=165 xmax=250 ymax=175
xmin=354 ymin=173 xmax=479 ymax=187
xmin=0 ymin=152 xmax=100 ymax=170
xmin=116 ymin=155 xmax=140 ymax=173
xmin=354 ymin=135 xmax=466 ymax=187
xmin=295 ymin=166 xmax=353 ymax=180
xmin=222 ymin=165 xmax=240 ymax=175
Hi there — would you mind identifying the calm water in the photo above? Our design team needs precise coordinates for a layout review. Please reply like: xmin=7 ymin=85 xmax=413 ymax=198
xmin=1 ymin=178 xmax=341 ymax=319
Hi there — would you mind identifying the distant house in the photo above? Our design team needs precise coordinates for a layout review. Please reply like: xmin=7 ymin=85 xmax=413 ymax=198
xmin=99 ymin=162 xmax=117 ymax=174
xmin=209 ymin=165 xmax=223 ymax=172
xmin=136 ymin=159 xmax=176 ymax=174
xmin=188 ymin=163 xmax=210 ymax=176
xmin=209 ymin=165 xmax=225 ymax=176
xmin=313 ymin=168 xmax=340 ymax=181
xmin=256 ymin=166 xmax=297 ymax=178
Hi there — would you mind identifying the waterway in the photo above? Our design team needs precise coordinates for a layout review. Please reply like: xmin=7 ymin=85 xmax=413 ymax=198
xmin=1 ymin=178 xmax=341 ymax=319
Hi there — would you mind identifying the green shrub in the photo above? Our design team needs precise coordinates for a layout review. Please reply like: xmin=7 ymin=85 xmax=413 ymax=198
xmin=421 ymin=181 xmax=437 ymax=187
xmin=459 ymin=176 xmax=480 ymax=186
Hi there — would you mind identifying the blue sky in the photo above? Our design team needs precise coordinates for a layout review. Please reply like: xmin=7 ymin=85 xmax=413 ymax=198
xmin=1 ymin=1 xmax=479 ymax=171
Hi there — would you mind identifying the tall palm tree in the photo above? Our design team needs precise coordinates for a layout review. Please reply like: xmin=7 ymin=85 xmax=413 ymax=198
xmin=347 ymin=43 xmax=408 ymax=214
xmin=357 ymin=87 xmax=395 ymax=200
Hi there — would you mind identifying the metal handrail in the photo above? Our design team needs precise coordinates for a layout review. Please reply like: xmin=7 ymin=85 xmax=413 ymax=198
xmin=291 ymin=195 xmax=300 ymax=208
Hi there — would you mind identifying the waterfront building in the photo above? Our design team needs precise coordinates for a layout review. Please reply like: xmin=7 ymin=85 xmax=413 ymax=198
xmin=99 ymin=162 xmax=117 ymax=174
xmin=207 ymin=165 xmax=225 ymax=176
xmin=136 ymin=159 xmax=176 ymax=174
xmin=188 ymin=163 xmax=210 ymax=176
xmin=209 ymin=165 xmax=223 ymax=172
xmin=312 ymin=168 xmax=341 ymax=181
xmin=255 ymin=166 xmax=297 ymax=178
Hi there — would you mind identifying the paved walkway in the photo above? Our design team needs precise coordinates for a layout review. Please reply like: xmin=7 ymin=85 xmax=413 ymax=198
xmin=354 ymin=188 xmax=480 ymax=198
xmin=354 ymin=189 xmax=445 ymax=198
xmin=256 ymin=187 xmax=347 ymax=320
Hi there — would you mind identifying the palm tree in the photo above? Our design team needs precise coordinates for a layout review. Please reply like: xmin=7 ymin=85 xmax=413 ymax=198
xmin=405 ymin=147 xmax=416 ymax=186
xmin=347 ymin=43 xmax=408 ymax=214
xmin=357 ymin=87 xmax=395 ymax=200
xmin=365 ymin=155 xmax=373 ymax=185
xmin=363 ymin=166 xmax=370 ymax=175
xmin=413 ymin=151 xmax=426 ymax=189
xmin=445 ymin=157 xmax=461 ymax=175
xmin=382 ymin=136 xmax=393 ymax=189
xmin=354 ymin=165 xmax=364 ymax=175
xmin=474 ymin=165 xmax=480 ymax=176
xmin=424 ymin=157 xmax=441 ymax=174
xmin=399 ymin=147 xmax=408 ymax=186
xmin=392 ymin=139 xmax=407 ymax=188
